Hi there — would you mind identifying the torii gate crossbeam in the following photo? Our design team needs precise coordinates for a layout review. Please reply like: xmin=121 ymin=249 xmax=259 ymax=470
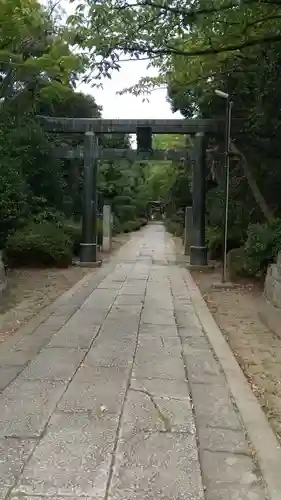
xmin=38 ymin=116 xmax=216 ymax=266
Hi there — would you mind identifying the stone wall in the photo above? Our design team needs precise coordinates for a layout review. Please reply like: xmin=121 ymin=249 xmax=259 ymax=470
xmin=264 ymin=252 xmax=281 ymax=309
xmin=260 ymin=252 xmax=281 ymax=338
xmin=0 ymin=251 xmax=7 ymax=294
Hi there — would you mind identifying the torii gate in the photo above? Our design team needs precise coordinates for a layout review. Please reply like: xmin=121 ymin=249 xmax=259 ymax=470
xmin=37 ymin=117 xmax=218 ymax=266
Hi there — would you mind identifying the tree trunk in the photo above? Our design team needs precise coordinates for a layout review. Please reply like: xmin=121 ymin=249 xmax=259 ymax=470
xmin=230 ymin=142 xmax=274 ymax=223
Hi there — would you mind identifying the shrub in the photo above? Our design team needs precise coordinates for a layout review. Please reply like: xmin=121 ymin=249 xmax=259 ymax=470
xmin=32 ymin=207 xmax=65 ymax=226
xmin=5 ymin=222 xmax=73 ymax=268
xmin=206 ymin=225 xmax=244 ymax=260
xmin=139 ymin=218 xmax=148 ymax=227
xmin=63 ymin=219 xmax=104 ymax=255
xmin=112 ymin=219 xmax=122 ymax=236
xmin=227 ymin=247 xmax=247 ymax=280
xmin=63 ymin=221 xmax=82 ymax=256
xmin=164 ymin=218 xmax=183 ymax=237
xmin=122 ymin=220 xmax=139 ymax=233
xmin=0 ymin=163 xmax=29 ymax=248
xmin=206 ymin=226 xmax=223 ymax=259
xmin=244 ymin=219 xmax=281 ymax=276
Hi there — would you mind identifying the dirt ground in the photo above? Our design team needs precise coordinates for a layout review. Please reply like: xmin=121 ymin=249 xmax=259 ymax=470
xmin=0 ymin=234 xmax=128 ymax=346
xmin=191 ymin=268 xmax=281 ymax=444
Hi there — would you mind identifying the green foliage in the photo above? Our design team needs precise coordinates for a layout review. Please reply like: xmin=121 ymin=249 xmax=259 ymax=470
xmin=0 ymin=0 xmax=82 ymax=103
xmin=62 ymin=221 xmax=82 ymax=256
xmin=5 ymin=222 xmax=73 ymax=268
xmin=64 ymin=0 xmax=281 ymax=279
xmin=0 ymin=162 xmax=29 ymax=248
xmin=206 ymin=226 xmax=223 ymax=260
xmin=121 ymin=218 xmax=147 ymax=233
xmin=227 ymin=247 xmax=247 ymax=281
xmin=244 ymin=219 xmax=281 ymax=276
xmin=164 ymin=216 xmax=184 ymax=238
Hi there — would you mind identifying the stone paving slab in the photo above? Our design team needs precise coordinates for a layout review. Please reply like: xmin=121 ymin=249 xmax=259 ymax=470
xmin=0 ymin=366 xmax=23 ymax=391
xmin=15 ymin=412 xmax=117 ymax=499
xmin=121 ymin=285 xmax=147 ymax=295
xmin=12 ymin=326 xmax=57 ymax=352
xmin=0 ymin=349 xmax=36 ymax=368
xmin=109 ymin=432 xmax=204 ymax=500
xmin=58 ymin=369 xmax=127 ymax=414
xmin=182 ymin=346 xmax=223 ymax=384
xmin=0 ymin=379 xmax=66 ymax=438
xmin=80 ymin=290 xmax=118 ymax=310
xmin=190 ymin=382 xmax=242 ymax=431
xmin=198 ymin=426 xmax=251 ymax=455
xmin=47 ymin=323 xmax=100 ymax=349
xmin=76 ymin=307 xmax=110 ymax=323
xmin=144 ymin=297 xmax=175 ymax=311
xmin=97 ymin=280 xmax=124 ymax=290
xmin=109 ymin=304 xmax=143 ymax=318
xmin=124 ymin=388 xmax=195 ymax=435
xmin=130 ymin=377 xmax=191 ymax=400
xmin=20 ymin=347 xmax=85 ymax=381
xmin=84 ymin=336 xmax=136 ymax=368
xmin=201 ymin=450 xmax=259 ymax=484
xmin=137 ymin=335 xmax=182 ymax=355
xmin=0 ymin=224 xmax=271 ymax=500
xmin=0 ymin=438 xmax=36 ymax=498
xmin=114 ymin=294 xmax=145 ymax=306
xmin=181 ymin=334 xmax=210 ymax=350
xmin=11 ymin=497 xmax=95 ymax=500
xmin=141 ymin=308 xmax=176 ymax=326
xmin=133 ymin=354 xmax=186 ymax=380
xmin=138 ymin=323 xmax=178 ymax=338
xmin=100 ymin=317 xmax=140 ymax=335
xmin=203 ymin=483 xmax=268 ymax=500
xmin=72 ymin=364 xmax=130 ymax=384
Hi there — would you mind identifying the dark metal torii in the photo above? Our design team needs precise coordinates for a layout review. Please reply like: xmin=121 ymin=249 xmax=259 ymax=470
xmin=37 ymin=117 xmax=218 ymax=266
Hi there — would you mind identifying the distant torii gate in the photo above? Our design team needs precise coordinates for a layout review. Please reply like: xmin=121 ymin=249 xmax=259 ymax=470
xmin=37 ymin=117 xmax=218 ymax=266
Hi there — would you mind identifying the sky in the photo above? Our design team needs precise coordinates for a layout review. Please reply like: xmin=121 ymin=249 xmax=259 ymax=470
xmin=78 ymin=59 xmax=181 ymax=120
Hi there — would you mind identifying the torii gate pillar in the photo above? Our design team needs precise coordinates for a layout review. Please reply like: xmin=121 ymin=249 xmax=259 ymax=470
xmin=190 ymin=132 xmax=208 ymax=266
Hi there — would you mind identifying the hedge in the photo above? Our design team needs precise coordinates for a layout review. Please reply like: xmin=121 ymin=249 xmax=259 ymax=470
xmin=5 ymin=222 xmax=73 ymax=267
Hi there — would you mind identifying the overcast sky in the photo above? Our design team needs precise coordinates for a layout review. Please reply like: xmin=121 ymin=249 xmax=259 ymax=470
xmin=78 ymin=60 xmax=181 ymax=120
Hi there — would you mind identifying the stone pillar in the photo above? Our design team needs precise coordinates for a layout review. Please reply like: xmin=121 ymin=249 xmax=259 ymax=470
xmin=0 ymin=251 xmax=7 ymax=293
xmin=80 ymin=131 xmax=98 ymax=263
xmin=190 ymin=132 xmax=208 ymax=266
xmin=184 ymin=206 xmax=193 ymax=255
xmin=102 ymin=204 xmax=112 ymax=252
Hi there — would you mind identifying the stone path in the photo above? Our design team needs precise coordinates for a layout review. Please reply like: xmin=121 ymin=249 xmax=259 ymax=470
xmin=0 ymin=224 xmax=271 ymax=500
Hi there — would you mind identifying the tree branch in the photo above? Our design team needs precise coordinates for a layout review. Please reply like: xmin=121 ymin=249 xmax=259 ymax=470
xmin=119 ymin=33 xmax=281 ymax=58
xmin=116 ymin=0 xmax=251 ymax=19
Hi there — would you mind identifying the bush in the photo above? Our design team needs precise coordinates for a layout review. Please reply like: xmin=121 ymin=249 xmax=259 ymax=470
xmin=139 ymin=217 xmax=148 ymax=227
xmin=227 ymin=247 xmax=247 ymax=280
xmin=63 ymin=221 xmax=82 ymax=256
xmin=0 ymin=163 xmax=29 ymax=248
xmin=165 ymin=218 xmax=183 ymax=237
xmin=206 ymin=226 xmax=223 ymax=259
xmin=63 ymin=219 xmax=104 ymax=255
xmin=5 ymin=222 xmax=73 ymax=267
xmin=122 ymin=219 xmax=139 ymax=233
xmin=206 ymin=225 xmax=245 ymax=260
xmin=32 ymin=207 xmax=65 ymax=226
xmin=244 ymin=219 xmax=281 ymax=276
